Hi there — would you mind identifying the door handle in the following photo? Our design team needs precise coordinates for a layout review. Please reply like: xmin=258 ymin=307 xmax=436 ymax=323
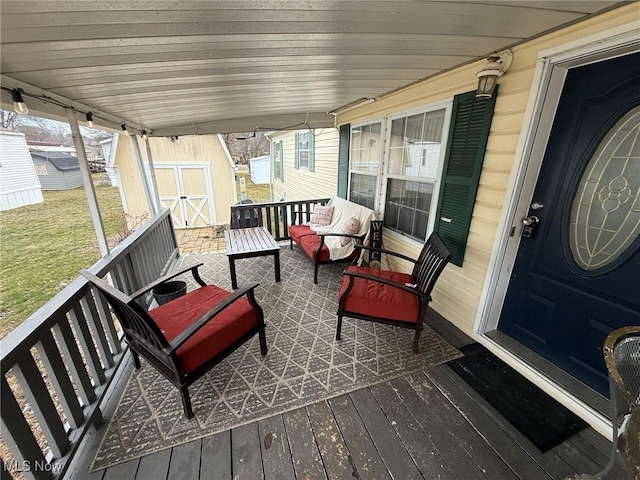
xmin=522 ymin=216 xmax=539 ymax=238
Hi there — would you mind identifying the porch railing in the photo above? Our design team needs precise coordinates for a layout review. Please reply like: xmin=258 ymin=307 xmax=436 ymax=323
xmin=230 ymin=198 xmax=330 ymax=240
xmin=0 ymin=209 xmax=179 ymax=480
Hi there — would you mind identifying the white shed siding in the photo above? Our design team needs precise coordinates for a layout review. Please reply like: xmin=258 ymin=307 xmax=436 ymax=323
xmin=0 ymin=132 xmax=43 ymax=211
xmin=271 ymin=128 xmax=339 ymax=201
xmin=249 ymin=155 xmax=271 ymax=184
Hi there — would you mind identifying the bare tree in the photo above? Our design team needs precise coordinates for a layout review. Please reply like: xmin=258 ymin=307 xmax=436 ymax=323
xmin=225 ymin=132 xmax=270 ymax=164
xmin=0 ymin=110 xmax=20 ymax=130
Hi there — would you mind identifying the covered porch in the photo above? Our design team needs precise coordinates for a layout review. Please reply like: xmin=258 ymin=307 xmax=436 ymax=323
xmin=1 ymin=2 xmax=637 ymax=479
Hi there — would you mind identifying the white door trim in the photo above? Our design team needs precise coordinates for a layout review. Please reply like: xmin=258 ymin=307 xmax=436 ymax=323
xmin=472 ymin=22 xmax=639 ymax=437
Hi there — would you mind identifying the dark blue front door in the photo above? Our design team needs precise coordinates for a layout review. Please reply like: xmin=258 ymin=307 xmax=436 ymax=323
xmin=498 ymin=53 xmax=640 ymax=396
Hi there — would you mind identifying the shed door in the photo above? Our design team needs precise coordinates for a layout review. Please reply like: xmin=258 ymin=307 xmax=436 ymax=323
xmin=497 ymin=53 xmax=640 ymax=396
xmin=152 ymin=164 xmax=215 ymax=228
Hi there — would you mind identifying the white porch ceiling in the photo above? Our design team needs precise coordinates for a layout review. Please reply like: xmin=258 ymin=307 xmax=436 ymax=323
xmin=0 ymin=1 xmax=623 ymax=136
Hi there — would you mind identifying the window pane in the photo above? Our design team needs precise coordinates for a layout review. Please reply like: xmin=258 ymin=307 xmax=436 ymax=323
xmin=351 ymin=122 xmax=381 ymax=173
xmin=349 ymin=173 xmax=376 ymax=210
xmin=384 ymin=178 xmax=433 ymax=241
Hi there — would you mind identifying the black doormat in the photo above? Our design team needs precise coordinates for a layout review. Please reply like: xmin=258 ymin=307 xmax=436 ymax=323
xmin=448 ymin=343 xmax=589 ymax=452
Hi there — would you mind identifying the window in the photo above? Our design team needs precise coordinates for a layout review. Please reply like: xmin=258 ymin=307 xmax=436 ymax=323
xmin=349 ymin=122 xmax=382 ymax=210
xmin=295 ymin=130 xmax=315 ymax=171
xmin=273 ymin=140 xmax=283 ymax=181
xmin=384 ymin=107 xmax=448 ymax=241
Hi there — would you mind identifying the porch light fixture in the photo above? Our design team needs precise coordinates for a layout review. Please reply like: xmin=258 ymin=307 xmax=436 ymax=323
xmin=86 ymin=112 xmax=94 ymax=128
xmin=476 ymin=49 xmax=513 ymax=99
xmin=121 ymin=123 xmax=129 ymax=136
xmin=141 ymin=130 xmax=148 ymax=140
xmin=170 ymin=135 xmax=180 ymax=144
xmin=11 ymin=89 xmax=28 ymax=114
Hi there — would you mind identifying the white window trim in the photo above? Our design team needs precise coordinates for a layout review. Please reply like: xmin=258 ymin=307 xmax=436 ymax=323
xmin=274 ymin=140 xmax=283 ymax=181
xmin=298 ymin=131 xmax=310 ymax=170
xmin=347 ymin=118 xmax=384 ymax=214
xmin=380 ymin=100 xmax=453 ymax=243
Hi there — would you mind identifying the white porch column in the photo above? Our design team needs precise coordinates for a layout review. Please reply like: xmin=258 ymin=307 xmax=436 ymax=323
xmin=129 ymin=135 xmax=157 ymax=215
xmin=65 ymin=108 xmax=110 ymax=256
xmin=144 ymin=137 xmax=162 ymax=212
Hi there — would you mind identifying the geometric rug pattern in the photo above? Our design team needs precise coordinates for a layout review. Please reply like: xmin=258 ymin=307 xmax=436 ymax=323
xmin=91 ymin=246 xmax=462 ymax=471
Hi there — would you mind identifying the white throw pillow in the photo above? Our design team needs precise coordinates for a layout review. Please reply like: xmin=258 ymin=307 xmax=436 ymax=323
xmin=339 ymin=216 xmax=360 ymax=246
xmin=310 ymin=204 xmax=334 ymax=226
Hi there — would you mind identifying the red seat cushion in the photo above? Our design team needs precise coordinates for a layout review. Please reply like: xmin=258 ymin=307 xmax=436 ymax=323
xmin=338 ymin=266 xmax=420 ymax=323
xmin=298 ymin=234 xmax=331 ymax=261
xmin=150 ymin=285 xmax=258 ymax=374
xmin=289 ymin=224 xmax=317 ymax=243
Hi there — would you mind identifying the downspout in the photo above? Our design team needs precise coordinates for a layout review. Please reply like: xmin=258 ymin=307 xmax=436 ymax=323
xmin=65 ymin=108 xmax=110 ymax=256
xmin=129 ymin=135 xmax=157 ymax=215
xmin=143 ymin=137 xmax=162 ymax=212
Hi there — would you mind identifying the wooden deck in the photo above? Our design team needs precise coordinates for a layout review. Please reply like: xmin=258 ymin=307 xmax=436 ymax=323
xmin=65 ymin=354 xmax=622 ymax=480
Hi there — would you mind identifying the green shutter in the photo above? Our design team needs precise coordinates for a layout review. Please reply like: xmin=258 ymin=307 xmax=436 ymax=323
xmin=294 ymin=132 xmax=300 ymax=169
xmin=434 ymin=88 xmax=498 ymax=266
xmin=308 ymin=130 xmax=315 ymax=172
xmin=337 ymin=124 xmax=350 ymax=198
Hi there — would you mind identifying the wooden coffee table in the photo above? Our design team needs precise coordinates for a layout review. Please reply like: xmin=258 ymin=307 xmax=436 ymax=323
xmin=224 ymin=227 xmax=281 ymax=289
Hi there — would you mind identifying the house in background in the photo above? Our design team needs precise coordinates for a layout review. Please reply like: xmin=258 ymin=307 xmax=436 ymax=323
xmin=248 ymin=154 xmax=270 ymax=184
xmin=100 ymin=135 xmax=119 ymax=187
xmin=0 ymin=130 xmax=43 ymax=211
xmin=269 ymin=128 xmax=340 ymax=202
xmin=30 ymin=150 xmax=82 ymax=191
xmin=113 ymin=134 xmax=237 ymax=229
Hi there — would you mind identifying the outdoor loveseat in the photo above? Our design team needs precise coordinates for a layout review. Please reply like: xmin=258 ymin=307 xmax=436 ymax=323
xmin=288 ymin=196 xmax=376 ymax=283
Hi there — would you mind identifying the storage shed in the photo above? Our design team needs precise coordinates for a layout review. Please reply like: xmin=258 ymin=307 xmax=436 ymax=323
xmin=249 ymin=155 xmax=271 ymax=184
xmin=113 ymin=134 xmax=237 ymax=228
xmin=30 ymin=151 xmax=82 ymax=190
xmin=0 ymin=131 xmax=43 ymax=211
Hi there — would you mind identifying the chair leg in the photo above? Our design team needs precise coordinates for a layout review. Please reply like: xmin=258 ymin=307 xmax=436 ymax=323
xmin=259 ymin=328 xmax=268 ymax=356
xmin=336 ymin=315 xmax=343 ymax=341
xmin=413 ymin=330 xmax=421 ymax=354
xmin=132 ymin=350 xmax=141 ymax=369
xmin=180 ymin=386 xmax=194 ymax=419
xmin=314 ymin=264 xmax=319 ymax=284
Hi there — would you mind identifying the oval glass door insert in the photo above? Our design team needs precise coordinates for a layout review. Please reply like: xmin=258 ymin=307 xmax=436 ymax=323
xmin=570 ymin=105 xmax=640 ymax=271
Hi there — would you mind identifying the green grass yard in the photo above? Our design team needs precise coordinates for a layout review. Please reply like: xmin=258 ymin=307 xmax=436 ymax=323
xmin=0 ymin=172 xmax=272 ymax=339
xmin=0 ymin=185 xmax=125 ymax=338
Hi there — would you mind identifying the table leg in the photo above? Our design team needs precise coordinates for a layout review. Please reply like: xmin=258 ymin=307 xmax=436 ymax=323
xmin=228 ymin=257 xmax=238 ymax=289
xmin=274 ymin=251 xmax=281 ymax=283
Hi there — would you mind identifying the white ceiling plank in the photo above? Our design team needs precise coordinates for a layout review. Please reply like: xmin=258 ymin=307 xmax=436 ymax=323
xmin=0 ymin=0 xmax=622 ymax=135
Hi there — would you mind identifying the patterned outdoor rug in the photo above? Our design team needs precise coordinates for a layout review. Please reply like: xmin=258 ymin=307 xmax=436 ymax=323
xmin=91 ymin=246 xmax=462 ymax=471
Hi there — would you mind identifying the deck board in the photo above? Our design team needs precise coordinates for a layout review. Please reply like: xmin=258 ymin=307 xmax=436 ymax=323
xmin=135 ymin=448 xmax=171 ymax=480
xmin=282 ymin=407 xmax=328 ymax=480
xmin=200 ymin=432 xmax=231 ymax=480
xmin=258 ymin=415 xmax=296 ymax=480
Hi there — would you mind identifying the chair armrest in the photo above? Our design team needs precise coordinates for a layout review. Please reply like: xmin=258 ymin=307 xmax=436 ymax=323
xmin=131 ymin=262 xmax=206 ymax=299
xmin=353 ymin=244 xmax=417 ymax=264
xmin=164 ymin=282 xmax=260 ymax=354
xmin=317 ymin=233 xmax=365 ymax=240
xmin=343 ymin=269 xmax=432 ymax=302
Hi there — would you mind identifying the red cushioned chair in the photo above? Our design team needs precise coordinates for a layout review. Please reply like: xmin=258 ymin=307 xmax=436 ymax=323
xmin=80 ymin=263 xmax=267 ymax=418
xmin=336 ymin=231 xmax=451 ymax=353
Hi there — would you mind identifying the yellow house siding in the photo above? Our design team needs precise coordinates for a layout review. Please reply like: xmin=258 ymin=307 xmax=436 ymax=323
xmin=271 ymin=128 xmax=339 ymax=202
xmin=336 ymin=4 xmax=638 ymax=337
xmin=114 ymin=134 xmax=235 ymax=226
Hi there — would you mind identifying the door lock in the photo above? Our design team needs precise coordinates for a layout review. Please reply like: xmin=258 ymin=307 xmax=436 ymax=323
xmin=522 ymin=216 xmax=539 ymax=238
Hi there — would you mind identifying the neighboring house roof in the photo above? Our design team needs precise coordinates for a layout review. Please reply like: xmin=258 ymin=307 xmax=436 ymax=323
xmin=31 ymin=152 xmax=80 ymax=171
